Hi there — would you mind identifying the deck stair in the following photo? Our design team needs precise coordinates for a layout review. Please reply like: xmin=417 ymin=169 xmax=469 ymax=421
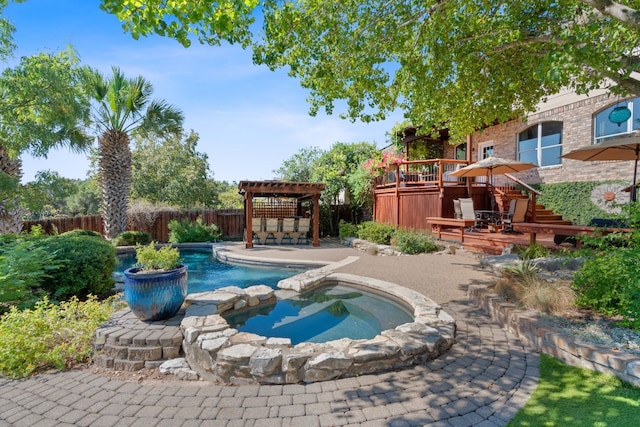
xmin=495 ymin=187 xmax=572 ymax=226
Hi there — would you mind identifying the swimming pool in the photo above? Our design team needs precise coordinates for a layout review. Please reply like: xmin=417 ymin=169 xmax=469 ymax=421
xmin=222 ymin=283 xmax=414 ymax=344
xmin=116 ymin=249 xmax=303 ymax=294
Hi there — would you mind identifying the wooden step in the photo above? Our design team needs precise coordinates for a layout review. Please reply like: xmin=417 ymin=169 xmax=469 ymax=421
xmin=535 ymin=214 xmax=565 ymax=221
xmin=535 ymin=219 xmax=573 ymax=225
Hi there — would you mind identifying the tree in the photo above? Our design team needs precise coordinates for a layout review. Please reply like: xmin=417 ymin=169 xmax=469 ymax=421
xmin=214 ymin=181 xmax=243 ymax=209
xmin=310 ymin=142 xmax=379 ymax=205
xmin=131 ymin=130 xmax=217 ymax=208
xmin=276 ymin=142 xmax=378 ymax=234
xmin=21 ymin=171 xmax=79 ymax=219
xmin=84 ymin=66 xmax=183 ymax=238
xmin=99 ymin=0 xmax=258 ymax=48
xmin=0 ymin=50 xmax=91 ymax=233
xmin=273 ymin=146 xmax=323 ymax=182
xmin=102 ymin=0 xmax=640 ymax=142
xmin=65 ymin=178 xmax=101 ymax=216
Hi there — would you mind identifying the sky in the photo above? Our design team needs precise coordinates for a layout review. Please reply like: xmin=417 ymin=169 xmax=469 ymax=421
xmin=5 ymin=0 xmax=403 ymax=184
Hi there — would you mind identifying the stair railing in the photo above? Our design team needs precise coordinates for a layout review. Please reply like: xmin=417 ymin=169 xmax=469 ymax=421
xmin=503 ymin=173 xmax=541 ymax=222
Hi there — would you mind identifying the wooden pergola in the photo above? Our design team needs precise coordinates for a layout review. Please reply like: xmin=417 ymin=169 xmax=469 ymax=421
xmin=238 ymin=181 xmax=326 ymax=249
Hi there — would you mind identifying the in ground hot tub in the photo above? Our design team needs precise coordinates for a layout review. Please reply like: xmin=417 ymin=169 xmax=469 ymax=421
xmin=180 ymin=270 xmax=456 ymax=384
xmin=223 ymin=283 xmax=414 ymax=344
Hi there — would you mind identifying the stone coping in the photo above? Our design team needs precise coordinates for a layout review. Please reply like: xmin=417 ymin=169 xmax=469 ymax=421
xmin=180 ymin=271 xmax=456 ymax=384
xmin=115 ymin=242 xmax=216 ymax=254
xmin=468 ymin=284 xmax=640 ymax=388
xmin=212 ymin=245 xmax=357 ymax=270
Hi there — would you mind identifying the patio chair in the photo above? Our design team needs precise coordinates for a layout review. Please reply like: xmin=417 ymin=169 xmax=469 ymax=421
xmin=453 ymin=199 xmax=462 ymax=219
xmin=296 ymin=218 xmax=311 ymax=244
xmin=501 ymin=198 xmax=529 ymax=234
xmin=251 ymin=218 xmax=265 ymax=244
xmin=458 ymin=198 xmax=485 ymax=231
xmin=280 ymin=218 xmax=298 ymax=245
xmin=264 ymin=218 xmax=280 ymax=244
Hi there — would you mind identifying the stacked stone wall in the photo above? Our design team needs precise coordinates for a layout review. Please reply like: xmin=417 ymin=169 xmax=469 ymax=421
xmin=468 ymin=285 xmax=640 ymax=387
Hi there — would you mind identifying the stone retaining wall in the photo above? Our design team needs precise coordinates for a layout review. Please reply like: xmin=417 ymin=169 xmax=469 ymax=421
xmin=93 ymin=309 xmax=184 ymax=371
xmin=468 ymin=285 xmax=640 ymax=387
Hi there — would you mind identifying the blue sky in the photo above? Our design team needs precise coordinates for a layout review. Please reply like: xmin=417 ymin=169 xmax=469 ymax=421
xmin=5 ymin=0 xmax=402 ymax=184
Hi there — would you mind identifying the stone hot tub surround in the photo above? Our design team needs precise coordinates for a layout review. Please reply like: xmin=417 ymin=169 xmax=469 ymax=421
xmin=180 ymin=272 xmax=456 ymax=384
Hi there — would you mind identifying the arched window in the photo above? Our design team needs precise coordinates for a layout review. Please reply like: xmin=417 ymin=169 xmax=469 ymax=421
xmin=517 ymin=121 xmax=562 ymax=167
xmin=455 ymin=143 xmax=466 ymax=160
xmin=594 ymin=98 xmax=640 ymax=144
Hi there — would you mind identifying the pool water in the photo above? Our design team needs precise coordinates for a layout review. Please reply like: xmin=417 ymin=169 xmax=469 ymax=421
xmin=223 ymin=284 xmax=414 ymax=344
xmin=116 ymin=249 xmax=303 ymax=294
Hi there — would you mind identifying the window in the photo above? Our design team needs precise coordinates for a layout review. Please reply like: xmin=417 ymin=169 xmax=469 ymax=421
xmin=455 ymin=143 xmax=466 ymax=160
xmin=517 ymin=122 xmax=562 ymax=167
xmin=594 ymin=98 xmax=640 ymax=144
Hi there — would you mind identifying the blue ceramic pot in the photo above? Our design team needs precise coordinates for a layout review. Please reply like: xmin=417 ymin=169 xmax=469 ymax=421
xmin=123 ymin=265 xmax=188 ymax=321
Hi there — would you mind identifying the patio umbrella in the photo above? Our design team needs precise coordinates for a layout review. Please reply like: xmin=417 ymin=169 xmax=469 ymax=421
xmin=450 ymin=156 xmax=537 ymax=180
xmin=562 ymin=133 xmax=640 ymax=202
xmin=450 ymin=156 xmax=537 ymax=210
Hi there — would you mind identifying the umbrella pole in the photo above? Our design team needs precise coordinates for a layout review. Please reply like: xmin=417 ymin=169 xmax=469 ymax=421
xmin=632 ymin=149 xmax=639 ymax=203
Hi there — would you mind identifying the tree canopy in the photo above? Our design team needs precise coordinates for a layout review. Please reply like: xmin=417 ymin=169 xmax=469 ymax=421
xmin=0 ymin=49 xmax=92 ymax=158
xmin=131 ymin=130 xmax=217 ymax=208
xmin=272 ymin=146 xmax=323 ymax=182
xmin=102 ymin=0 xmax=640 ymax=142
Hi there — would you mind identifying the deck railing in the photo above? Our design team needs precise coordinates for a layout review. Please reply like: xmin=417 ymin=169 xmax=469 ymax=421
xmin=503 ymin=173 xmax=541 ymax=222
xmin=374 ymin=159 xmax=469 ymax=189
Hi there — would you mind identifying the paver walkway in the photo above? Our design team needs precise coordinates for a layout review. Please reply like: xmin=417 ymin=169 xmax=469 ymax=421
xmin=0 ymin=241 xmax=539 ymax=426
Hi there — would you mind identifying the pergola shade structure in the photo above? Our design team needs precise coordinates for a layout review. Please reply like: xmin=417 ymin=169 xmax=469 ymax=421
xmin=238 ymin=181 xmax=326 ymax=248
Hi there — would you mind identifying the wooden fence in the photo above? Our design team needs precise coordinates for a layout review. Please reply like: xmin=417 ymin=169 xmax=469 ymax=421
xmin=23 ymin=209 xmax=245 ymax=242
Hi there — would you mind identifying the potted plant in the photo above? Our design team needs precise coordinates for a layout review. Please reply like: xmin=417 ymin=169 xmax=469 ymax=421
xmin=123 ymin=242 xmax=188 ymax=321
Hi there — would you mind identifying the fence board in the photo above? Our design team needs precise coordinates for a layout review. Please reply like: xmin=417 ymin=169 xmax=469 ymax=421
xmin=23 ymin=209 xmax=244 ymax=242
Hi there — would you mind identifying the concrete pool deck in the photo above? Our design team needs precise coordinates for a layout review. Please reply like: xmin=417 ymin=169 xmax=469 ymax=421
xmin=0 ymin=239 xmax=539 ymax=426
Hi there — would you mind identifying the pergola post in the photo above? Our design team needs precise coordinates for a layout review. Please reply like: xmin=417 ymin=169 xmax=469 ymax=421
xmin=312 ymin=194 xmax=320 ymax=246
xmin=245 ymin=191 xmax=254 ymax=249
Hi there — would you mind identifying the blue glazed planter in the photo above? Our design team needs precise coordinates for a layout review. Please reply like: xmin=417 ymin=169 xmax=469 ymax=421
xmin=123 ymin=265 xmax=188 ymax=321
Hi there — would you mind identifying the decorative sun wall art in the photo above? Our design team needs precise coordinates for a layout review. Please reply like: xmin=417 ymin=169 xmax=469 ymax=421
xmin=590 ymin=183 xmax=627 ymax=213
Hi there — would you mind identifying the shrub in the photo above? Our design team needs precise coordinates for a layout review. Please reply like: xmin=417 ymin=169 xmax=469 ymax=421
xmin=126 ymin=200 xmax=177 ymax=234
xmin=573 ymin=246 xmax=640 ymax=329
xmin=61 ymin=229 xmax=103 ymax=238
xmin=168 ymin=217 xmax=222 ymax=243
xmin=112 ymin=230 xmax=152 ymax=247
xmin=37 ymin=235 xmax=116 ymax=300
xmin=571 ymin=201 xmax=640 ymax=329
xmin=357 ymin=221 xmax=396 ymax=245
xmin=518 ymin=278 xmax=575 ymax=314
xmin=338 ymin=220 xmax=358 ymax=240
xmin=392 ymin=228 xmax=440 ymax=254
xmin=500 ymin=261 xmax=574 ymax=314
xmin=134 ymin=242 xmax=181 ymax=271
xmin=514 ymin=243 xmax=550 ymax=259
xmin=0 ymin=295 xmax=120 ymax=378
xmin=0 ymin=239 xmax=60 ymax=313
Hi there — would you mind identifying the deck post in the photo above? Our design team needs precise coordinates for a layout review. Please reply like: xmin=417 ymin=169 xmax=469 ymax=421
xmin=395 ymin=164 xmax=401 ymax=226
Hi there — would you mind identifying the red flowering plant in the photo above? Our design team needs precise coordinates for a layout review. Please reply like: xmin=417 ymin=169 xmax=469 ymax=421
xmin=362 ymin=148 xmax=406 ymax=177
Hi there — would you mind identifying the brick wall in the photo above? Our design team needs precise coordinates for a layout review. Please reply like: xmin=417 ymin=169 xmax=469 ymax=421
xmin=470 ymin=93 xmax=635 ymax=188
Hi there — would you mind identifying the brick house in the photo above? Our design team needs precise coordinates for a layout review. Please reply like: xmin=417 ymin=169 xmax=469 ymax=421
xmin=468 ymin=89 xmax=635 ymax=188
xmin=374 ymin=89 xmax=635 ymax=231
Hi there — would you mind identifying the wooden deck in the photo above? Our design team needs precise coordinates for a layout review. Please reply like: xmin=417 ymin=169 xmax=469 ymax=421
xmin=433 ymin=226 xmax=558 ymax=255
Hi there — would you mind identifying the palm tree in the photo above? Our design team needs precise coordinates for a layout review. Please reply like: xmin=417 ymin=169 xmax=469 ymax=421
xmin=85 ymin=67 xmax=183 ymax=239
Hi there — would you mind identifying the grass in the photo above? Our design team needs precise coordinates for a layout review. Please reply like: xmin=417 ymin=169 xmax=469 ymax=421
xmin=508 ymin=354 xmax=640 ymax=426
